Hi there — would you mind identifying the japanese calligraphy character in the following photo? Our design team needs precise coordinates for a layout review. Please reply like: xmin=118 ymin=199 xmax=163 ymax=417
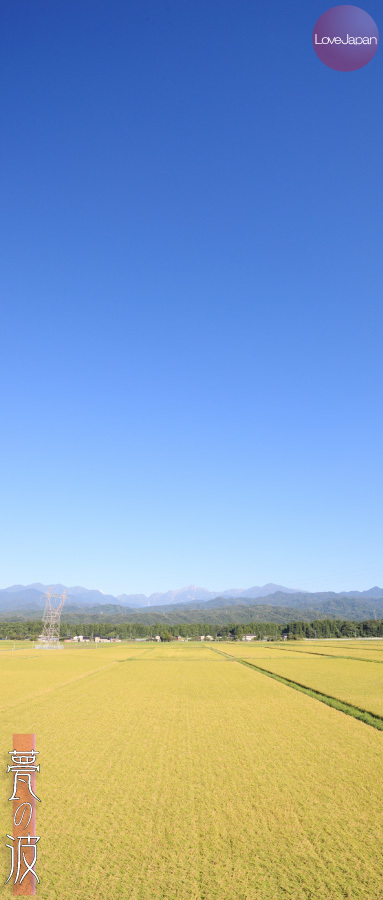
xmin=7 ymin=748 xmax=40 ymax=802
xmin=13 ymin=802 xmax=33 ymax=829
xmin=5 ymin=834 xmax=40 ymax=886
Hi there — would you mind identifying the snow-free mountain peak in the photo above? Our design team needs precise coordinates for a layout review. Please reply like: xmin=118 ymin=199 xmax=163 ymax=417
xmin=0 ymin=581 xmax=301 ymax=608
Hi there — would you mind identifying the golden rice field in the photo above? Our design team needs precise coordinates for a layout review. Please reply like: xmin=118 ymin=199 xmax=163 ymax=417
xmin=306 ymin=641 xmax=383 ymax=651
xmin=219 ymin=644 xmax=315 ymax=660
xmin=220 ymin=643 xmax=383 ymax=717
xmin=282 ymin=647 xmax=383 ymax=663
xmin=249 ymin=656 xmax=383 ymax=717
xmin=1 ymin=641 xmax=382 ymax=900
xmin=265 ymin=641 xmax=383 ymax=664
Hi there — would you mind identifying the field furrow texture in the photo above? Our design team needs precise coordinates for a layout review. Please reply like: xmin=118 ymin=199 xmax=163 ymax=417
xmin=238 ymin=655 xmax=383 ymax=717
xmin=268 ymin=642 xmax=383 ymax=663
xmin=0 ymin=647 xmax=382 ymax=900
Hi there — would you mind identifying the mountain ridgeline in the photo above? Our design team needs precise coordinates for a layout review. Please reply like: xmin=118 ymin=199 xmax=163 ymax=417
xmin=0 ymin=583 xmax=383 ymax=624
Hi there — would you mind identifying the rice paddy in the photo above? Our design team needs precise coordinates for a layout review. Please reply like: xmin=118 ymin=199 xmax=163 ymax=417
xmin=219 ymin=642 xmax=383 ymax=717
xmin=267 ymin=641 xmax=383 ymax=664
xmin=1 ymin=640 xmax=382 ymax=899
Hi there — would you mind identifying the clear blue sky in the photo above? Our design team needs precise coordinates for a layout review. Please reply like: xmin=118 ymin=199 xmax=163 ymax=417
xmin=1 ymin=1 xmax=382 ymax=595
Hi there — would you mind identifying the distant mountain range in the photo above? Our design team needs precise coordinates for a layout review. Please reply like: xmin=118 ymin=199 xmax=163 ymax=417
xmin=0 ymin=582 xmax=383 ymax=624
xmin=0 ymin=582 xmax=300 ymax=610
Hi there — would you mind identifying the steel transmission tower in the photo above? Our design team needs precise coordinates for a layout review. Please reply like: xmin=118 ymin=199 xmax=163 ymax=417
xmin=36 ymin=590 xmax=66 ymax=649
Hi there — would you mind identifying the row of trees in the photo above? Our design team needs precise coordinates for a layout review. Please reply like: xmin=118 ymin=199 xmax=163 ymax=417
xmin=0 ymin=618 xmax=382 ymax=641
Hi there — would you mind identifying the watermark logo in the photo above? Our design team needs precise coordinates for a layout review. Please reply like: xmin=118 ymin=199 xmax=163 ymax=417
xmin=5 ymin=734 xmax=40 ymax=894
xmin=313 ymin=5 xmax=379 ymax=71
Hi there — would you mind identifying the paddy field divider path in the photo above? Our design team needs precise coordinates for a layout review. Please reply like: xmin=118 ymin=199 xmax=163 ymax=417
xmin=207 ymin=645 xmax=383 ymax=732
xmin=264 ymin=643 xmax=383 ymax=664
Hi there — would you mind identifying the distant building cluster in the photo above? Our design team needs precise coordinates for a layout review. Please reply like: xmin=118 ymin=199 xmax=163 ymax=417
xmin=65 ymin=635 xmax=121 ymax=643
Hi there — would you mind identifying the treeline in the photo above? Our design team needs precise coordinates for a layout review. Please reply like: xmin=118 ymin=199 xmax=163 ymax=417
xmin=282 ymin=618 xmax=383 ymax=638
xmin=0 ymin=618 xmax=382 ymax=641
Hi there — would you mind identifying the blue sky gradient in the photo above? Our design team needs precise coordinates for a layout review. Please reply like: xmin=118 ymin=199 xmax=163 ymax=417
xmin=1 ymin=1 xmax=382 ymax=594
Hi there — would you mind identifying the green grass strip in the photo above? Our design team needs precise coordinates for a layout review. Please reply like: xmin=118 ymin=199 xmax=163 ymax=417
xmin=238 ymin=658 xmax=383 ymax=732
xmin=267 ymin=644 xmax=383 ymax=665
xmin=207 ymin=646 xmax=383 ymax=731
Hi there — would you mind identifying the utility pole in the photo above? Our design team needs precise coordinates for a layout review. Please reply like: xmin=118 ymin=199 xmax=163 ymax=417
xmin=36 ymin=590 xmax=66 ymax=649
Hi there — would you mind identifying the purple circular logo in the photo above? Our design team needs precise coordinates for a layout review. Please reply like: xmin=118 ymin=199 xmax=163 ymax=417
xmin=313 ymin=5 xmax=379 ymax=71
